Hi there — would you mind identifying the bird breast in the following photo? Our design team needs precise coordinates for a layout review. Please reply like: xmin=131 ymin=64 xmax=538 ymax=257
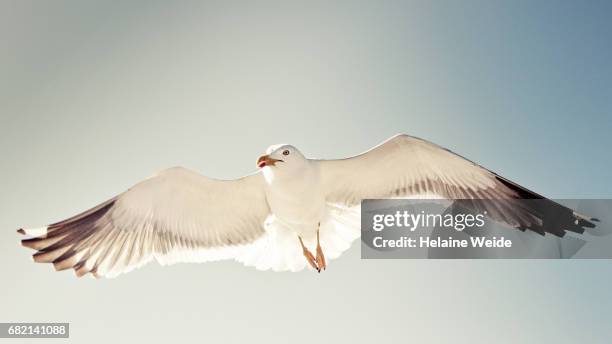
xmin=263 ymin=165 xmax=326 ymax=233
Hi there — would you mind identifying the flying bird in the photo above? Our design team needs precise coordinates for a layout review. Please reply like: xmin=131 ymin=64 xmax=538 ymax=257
xmin=18 ymin=134 xmax=597 ymax=278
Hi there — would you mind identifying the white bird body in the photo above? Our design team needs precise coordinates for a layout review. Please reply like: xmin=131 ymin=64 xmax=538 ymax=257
xmin=18 ymin=134 xmax=596 ymax=278
xmin=262 ymin=149 xmax=325 ymax=239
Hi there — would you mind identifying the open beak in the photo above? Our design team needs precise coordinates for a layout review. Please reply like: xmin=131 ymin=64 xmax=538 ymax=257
xmin=257 ymin=155 xmax=282 ymax=168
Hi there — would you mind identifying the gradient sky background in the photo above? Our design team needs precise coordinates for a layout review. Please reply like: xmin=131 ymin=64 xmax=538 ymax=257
xmin=1 ymin=1 xmax=611 ymax=343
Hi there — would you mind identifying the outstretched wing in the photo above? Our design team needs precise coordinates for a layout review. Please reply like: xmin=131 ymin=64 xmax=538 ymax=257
xmin=19 ymin=167 xmax=270 ymax=278
xmin=316 ymin=134 xmax=597 ymax=236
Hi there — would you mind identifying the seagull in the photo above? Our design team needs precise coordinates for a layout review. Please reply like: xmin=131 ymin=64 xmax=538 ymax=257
xmin=18 ymin=134 xmax=597 ymax=278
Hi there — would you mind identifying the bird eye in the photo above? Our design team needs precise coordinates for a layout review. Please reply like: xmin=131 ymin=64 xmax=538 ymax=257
xmin=282 ymin=150 xmax=290 ymax=156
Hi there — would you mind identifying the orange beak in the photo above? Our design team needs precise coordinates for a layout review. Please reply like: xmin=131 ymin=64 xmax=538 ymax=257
xmin=257 ymin=155 xmax=282 ymax=168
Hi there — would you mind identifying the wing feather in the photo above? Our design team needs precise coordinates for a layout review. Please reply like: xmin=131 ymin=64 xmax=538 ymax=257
xmin=316 ymin=134 xmax=596 ymax=236
xmin=19 ymin=166 xmax=270 ymax=278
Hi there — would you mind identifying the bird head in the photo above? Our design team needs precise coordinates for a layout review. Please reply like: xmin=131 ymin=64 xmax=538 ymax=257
xmin=257 ymin=144 xmax=304 ymax=169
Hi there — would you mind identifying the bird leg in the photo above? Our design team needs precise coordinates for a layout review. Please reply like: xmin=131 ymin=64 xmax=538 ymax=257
xmin=298 ymin=236 xmax=319 ymax=272
xmin=315 ymin=224 xmax=326 ymax=271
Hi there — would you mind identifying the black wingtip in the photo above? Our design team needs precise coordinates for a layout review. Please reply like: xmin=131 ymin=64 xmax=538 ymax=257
xmin=578 ymin=218 xmax=597 ymax=229
xmin=17 ymin=228 xmax=25 ymax=235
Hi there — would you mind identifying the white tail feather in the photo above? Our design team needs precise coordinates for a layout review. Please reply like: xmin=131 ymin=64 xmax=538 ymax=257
xmin=236 ymin=204 xmax=361 ymax=272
